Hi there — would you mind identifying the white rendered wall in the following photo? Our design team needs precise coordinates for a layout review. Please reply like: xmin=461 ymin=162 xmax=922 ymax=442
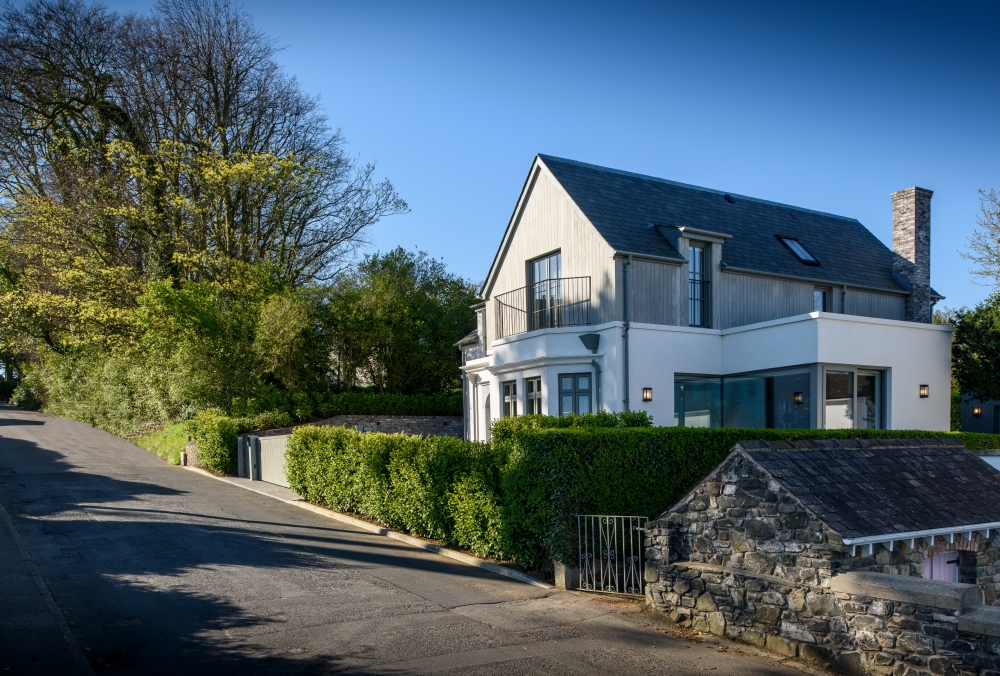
xmin=472 ymin=312 xmax=953 ymax=432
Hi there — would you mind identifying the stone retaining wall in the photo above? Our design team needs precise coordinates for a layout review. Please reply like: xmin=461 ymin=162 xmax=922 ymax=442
xmin=648 ymin=565 xmax=1000 ymax=676
xmin=254 ymin=415 xmax=464 ymax=438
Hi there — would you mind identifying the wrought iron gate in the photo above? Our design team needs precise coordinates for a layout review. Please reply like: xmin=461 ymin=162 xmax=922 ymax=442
xmin=576 ymin=514 xmax=648 ymax=596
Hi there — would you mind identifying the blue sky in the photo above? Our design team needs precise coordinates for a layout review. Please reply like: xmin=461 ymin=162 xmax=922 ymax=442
xmin=107 ymin=1 xmax=1000 ymax=309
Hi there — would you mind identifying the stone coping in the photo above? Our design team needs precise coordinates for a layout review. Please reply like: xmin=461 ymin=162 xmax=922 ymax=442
xmin=829 ymin=571 xmax=984 ymax=611
xmin=678 ymin=561 xmax=827 ymax=592
xmin=957 ymin=605 xmax=1000 ymax=637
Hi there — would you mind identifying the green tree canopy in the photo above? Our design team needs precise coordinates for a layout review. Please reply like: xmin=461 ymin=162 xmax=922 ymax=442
xmin=328 ymin=248 xmax=477 ymax=395
xmin=952 ymin=293 xmax=1000 ymax=402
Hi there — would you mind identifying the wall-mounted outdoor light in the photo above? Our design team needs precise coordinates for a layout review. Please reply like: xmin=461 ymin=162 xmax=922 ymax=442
xmin=642 ymin=388 xmax=653 ymax=402
xmin=793 ymin=392 xmax=803 ymax=405
xmin=974 ymin=406 xmax=983 ymax=417
xmin=919 ymin=384 xmax=929 ymax=398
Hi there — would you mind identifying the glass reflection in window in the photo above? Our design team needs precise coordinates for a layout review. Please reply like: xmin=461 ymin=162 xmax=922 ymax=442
xmin=825 ymin=371 xmax=854 ymax=429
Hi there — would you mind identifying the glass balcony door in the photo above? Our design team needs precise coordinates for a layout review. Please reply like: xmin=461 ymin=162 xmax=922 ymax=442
xmin=530 ymin=252 xmax=562 ymax=330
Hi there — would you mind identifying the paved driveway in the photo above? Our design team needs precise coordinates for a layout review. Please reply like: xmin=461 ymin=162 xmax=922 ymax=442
xmin=0 ymin=404 xmax=806 ymax=675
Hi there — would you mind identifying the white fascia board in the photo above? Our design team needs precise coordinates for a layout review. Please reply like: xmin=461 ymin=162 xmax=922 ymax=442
xmin=842 ymin=521 xmax=1000 ymax=547
xmin=488 ymin=355 xmax=603 ymax=376
xmin=489 ymin=321 xmax=623 ymax=348
xmin=460 ymin=358 xmax=491 ymax=373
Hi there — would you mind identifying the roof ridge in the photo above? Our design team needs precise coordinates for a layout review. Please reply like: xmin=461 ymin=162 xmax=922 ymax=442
xmin=537 ymin=154 xmax=861 ymax=224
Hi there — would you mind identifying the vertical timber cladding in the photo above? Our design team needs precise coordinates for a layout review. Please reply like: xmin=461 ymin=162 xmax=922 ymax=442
xmin=258 ymin=435 xmax=290 ymax=488
xmin=486 ymin=163 xmax=618 ymax=346
xmin=716 ymin=272 xmax=814 ymax=329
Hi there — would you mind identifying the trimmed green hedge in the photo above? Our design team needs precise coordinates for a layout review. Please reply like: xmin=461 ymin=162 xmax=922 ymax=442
xmin=189 ymin=408 xmax=238 ymax=474
xmin=231 ymin=391 xmax=463 ymax=423
xmin=285 ymin=426 xmax=508 ymax=556
xmin=500 ymin=426 xmax=1000 ymax=566
xmin=284 ymin=422 xmax=1000 ymax=568
xmin=315 ymin=392 xmax=463 ymax=418
xmin=490 ymin=411 xmax=653 ymax=442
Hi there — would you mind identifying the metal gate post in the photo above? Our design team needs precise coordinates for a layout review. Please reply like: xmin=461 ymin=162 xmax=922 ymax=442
xmin=237 ymin=436 xmax=246 ymax=478
xmin=248 ymin=435 xmax=261 ymax=481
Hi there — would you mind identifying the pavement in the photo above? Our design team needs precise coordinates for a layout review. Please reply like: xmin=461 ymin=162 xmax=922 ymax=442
xmin=0 ymin=403 xmax=810 ymax=675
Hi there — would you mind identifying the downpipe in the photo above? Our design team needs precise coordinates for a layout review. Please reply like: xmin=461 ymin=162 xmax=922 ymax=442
xmin=592 ymin=359 xmax=602 ymax=412
xmin=623 ymin=254 xmax=631 ymax=411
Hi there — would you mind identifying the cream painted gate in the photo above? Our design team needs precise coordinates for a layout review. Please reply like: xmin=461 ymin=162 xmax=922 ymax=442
xmin=258 ymin=435 xmax=290 ymax=487
xmin=239 ymin=434 xmax=290 ymax=488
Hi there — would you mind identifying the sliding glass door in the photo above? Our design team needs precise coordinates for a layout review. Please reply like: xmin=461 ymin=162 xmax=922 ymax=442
xmin=823 ymin=368 xmax=884 ymax=429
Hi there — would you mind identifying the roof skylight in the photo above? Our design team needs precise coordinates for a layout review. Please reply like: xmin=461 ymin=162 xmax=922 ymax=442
xmin=778 ymin=236 xmax=819 ymax=265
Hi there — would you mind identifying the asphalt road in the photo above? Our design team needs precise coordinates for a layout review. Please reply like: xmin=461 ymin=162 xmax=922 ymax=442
xmin=0 ymin=404 xmax=807 ymax=675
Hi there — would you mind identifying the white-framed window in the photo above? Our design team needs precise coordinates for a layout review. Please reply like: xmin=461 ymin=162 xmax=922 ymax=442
xmin=525 ymin=377 xmax=542 ymax=414
xmin=502 ymin=381 xmax=517 ymax=417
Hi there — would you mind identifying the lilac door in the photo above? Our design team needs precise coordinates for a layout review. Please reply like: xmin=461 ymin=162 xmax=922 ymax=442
xmin=922 ymin=551 xmax=959 ymax=582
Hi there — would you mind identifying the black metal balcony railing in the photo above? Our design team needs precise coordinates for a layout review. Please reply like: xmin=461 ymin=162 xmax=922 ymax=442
xmin=688 ymin=278 xmax=711 ymax=328
xmin=495 ymin=276 xmax=592 ymax=339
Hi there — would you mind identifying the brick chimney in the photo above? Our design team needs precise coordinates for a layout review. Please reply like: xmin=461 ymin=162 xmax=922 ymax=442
xmin=891 ymin=187 xmax=933 ymax=323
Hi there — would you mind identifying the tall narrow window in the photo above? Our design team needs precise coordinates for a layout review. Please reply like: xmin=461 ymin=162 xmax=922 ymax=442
xmin=502 ymin=381 xmax=517 ymax=417
xmin=558 ymin=373 xmax=591 ymax=416
xmin=529 ymin=252 xmax=562 ymax=330
xmin=825 ymin=371 xmax=854 ymax=429
xmin=688 ymin=245 xmax=709 ymax=327
xmin=525 ymin=377 xmax=542 ymax=414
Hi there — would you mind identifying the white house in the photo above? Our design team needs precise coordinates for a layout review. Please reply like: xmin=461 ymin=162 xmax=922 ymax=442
xmin=458 ymin=155 xmax=952 ymax=440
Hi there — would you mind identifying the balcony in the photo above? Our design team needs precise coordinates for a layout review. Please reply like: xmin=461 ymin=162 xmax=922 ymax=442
xmin=494 ymin=276 xmax=592 ymax=339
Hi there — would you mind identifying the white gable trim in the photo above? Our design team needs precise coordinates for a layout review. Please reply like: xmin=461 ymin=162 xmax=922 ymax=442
xmin=480 ymin=156 xmax=615 ymax=299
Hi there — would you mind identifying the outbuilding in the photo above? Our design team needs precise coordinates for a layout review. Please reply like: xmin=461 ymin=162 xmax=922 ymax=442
xmin=645 ymin=438 xmax=1000 ymax=673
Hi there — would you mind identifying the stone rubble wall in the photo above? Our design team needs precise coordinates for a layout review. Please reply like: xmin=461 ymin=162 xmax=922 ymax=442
xmin=253 ymin=415 xmax=464 ymax=439
xmin=644 ymin=450 xmax=1000 ymax=674
xmin=648 ymin=564 xmax=1000 ymax=676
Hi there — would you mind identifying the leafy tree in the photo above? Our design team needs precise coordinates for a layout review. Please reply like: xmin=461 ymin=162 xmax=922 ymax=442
xmin=952 ymin=294 xmax=1000 ymax=402
xmin=0 ymin=0 xmax=406 ymax=289
xmin=962 ymin=189 xmax=1000 ymax=286
xmin=328 ymin=248 xmax=477 ymax=395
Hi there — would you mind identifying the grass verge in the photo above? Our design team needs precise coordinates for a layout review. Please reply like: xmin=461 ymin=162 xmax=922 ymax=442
xmin=135 ymin=421 xmax=188 ymax=465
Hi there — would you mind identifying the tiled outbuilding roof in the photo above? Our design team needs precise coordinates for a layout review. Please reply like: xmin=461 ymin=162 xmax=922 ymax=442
xmin=539 ymin=155 xmax=913 ymax=294
xmin=737 ymin=439 xmax=1000 ymax=539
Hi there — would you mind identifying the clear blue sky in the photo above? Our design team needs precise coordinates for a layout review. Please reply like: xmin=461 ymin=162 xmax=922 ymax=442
xmin=108 ymin=1 xmax=1000 ymax=309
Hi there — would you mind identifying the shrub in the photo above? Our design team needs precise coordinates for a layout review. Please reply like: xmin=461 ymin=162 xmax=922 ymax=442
xmin=500 ymin=425 xmax=1000 ymax=567
xmin=279 ymin=416 xmax=1000 ymax=568
xmin=190 ymin=408 xmax=238 ymax=474
xmin=316 ymin=391 xmax=463 ymax=417
xmin=233 ymin=410 xmax=294 ymax=434
xmin=490 ymin=410 xmax=652 ymax=443
xmin=285 ymin=426 xmax=504 ymax=556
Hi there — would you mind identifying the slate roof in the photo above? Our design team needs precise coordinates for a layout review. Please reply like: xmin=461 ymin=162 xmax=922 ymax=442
xmin=538 ymin=155 xmax=918 ymax=294
xmin=737 ymin=439 xmax=1000 ymax=539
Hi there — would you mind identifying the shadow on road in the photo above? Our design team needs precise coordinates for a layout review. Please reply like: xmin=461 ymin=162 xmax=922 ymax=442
xmin=0 ymin=416 xmax=499 ymax=674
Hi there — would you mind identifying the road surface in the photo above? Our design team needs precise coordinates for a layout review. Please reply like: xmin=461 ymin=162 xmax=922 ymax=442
xmin=0 ymin=404 xmax=807 ymax=675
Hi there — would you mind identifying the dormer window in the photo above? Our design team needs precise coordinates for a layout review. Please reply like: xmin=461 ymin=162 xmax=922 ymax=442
xmin=778 ymin=236 xmax=819 ymax=265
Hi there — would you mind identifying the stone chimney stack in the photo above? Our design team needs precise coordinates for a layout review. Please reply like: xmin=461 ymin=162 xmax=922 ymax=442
xmin=891 ymin=187 xmax=933 ymax=323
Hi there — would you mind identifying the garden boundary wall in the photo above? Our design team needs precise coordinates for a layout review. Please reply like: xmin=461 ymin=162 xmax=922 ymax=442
xmin=647 ymin=565 xmax=1000 ymax=676
xmin=253 ymin=415 xmax=464 ymax=438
